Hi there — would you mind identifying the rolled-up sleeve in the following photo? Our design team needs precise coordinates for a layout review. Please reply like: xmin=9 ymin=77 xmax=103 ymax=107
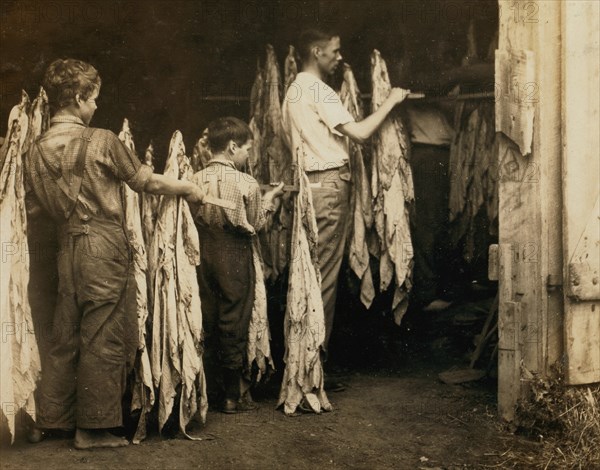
xmin=108 ymin=133 xmax=153 ymax=192
xmin=189 ymin=171 xmax=206 ymax=222
xmin=316 ymin=82 xmax=354 ymax=136
xmin=126 ymin=164 xmax=153 ymax=193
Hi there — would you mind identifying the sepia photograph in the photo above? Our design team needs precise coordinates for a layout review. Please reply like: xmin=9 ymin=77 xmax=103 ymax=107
xmin=0 ymin=0 xmax=598 ymax=468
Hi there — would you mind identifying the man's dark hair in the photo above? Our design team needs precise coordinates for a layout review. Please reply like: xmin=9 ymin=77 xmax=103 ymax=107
xmin=297 ymin=29 xmax=339 ymax=64
xmin=207 ymin=117 xmax=253 ymax=153
xmin=43 ymin=59 xmax=101 ymax=114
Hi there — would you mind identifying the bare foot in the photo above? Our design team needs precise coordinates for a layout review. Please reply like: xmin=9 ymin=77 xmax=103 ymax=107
xmin=74 ymin=428 xmax=129 ymax=450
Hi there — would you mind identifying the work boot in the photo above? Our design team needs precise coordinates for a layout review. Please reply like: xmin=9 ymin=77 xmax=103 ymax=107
xmin=237 ymin=392 xmax=257 ymax=412
xmin=27 ymin=426 xmax=46 ymax=443
xmin=221 ymin=368 xmax=241 ymax=413
xmin=27 ymin=425 xmax=74 ymax=443
xmin=221 ymin=398 xmax=238 ymax=414
xmin=221 ymin=397 xmax=257 ymax=414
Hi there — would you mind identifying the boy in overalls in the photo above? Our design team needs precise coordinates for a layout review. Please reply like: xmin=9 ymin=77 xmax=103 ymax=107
xmin=25 ymin=58 xmax=205 ymax=449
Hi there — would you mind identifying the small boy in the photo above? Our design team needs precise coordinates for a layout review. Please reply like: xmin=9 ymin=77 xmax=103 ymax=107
xmin=191 ymin=117 xmax=283 ymax=413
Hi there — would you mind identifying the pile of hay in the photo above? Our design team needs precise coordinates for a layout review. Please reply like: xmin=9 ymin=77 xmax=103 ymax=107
xmin=514 ymin=362 xmax=600 ymax=469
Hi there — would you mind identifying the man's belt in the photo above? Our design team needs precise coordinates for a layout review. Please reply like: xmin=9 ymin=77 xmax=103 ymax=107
xmin=259 ymin=183 xmax=300 ymax=193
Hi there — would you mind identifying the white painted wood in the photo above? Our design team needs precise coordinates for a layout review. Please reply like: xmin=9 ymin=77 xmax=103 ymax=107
xmin=561 ymin=0 xmax=600 ymax=384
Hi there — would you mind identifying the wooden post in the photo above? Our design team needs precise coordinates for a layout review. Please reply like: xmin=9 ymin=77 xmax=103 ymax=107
xmin=497 ymin=243 xmax=520 ymax=421
xmin=536 ymin=0 xmax=565 ymax=374
xmin=496 ymin=0 xmax=565 ymax=420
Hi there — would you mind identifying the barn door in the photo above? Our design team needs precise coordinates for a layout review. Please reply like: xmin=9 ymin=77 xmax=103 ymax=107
xmin=562 ymin=1 xmax=600 ymax=385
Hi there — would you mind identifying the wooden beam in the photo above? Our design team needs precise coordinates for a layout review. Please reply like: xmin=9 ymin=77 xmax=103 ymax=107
xmin=536 ymin=0 xmax=565 ymax=375
xmin=497 ymin=243 xmax=520 ymax=422
xmin=200 ymin=91 xmax=495 ymax=103
xmin=488 ymin=244 xmax=499 ymax=281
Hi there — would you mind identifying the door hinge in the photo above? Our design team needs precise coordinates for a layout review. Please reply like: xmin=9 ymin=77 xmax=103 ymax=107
xmin=546 ymin=274 xmax=563 ymax=292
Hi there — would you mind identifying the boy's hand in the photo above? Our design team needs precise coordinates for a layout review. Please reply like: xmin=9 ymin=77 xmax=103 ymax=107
xmin=263 ymin=182 xmax=285 ymax=212
xmin=185 ymin=186 xmax=205 ymax=204
xmin=266 ymin=182 xmax=285 ymax=200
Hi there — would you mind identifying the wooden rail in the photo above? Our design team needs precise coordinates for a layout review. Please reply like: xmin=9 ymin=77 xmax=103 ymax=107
xmin=199 ymin=91 xmax=496 ymax=102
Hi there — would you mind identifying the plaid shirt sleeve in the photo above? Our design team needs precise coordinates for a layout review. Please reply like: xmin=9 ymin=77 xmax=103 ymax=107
xmin=23 ymin=154 xmax=44 ymax=217
xmin=246 ymin=181 xmax=267 ymax=232
xmin=105 ymin=130 xmax=153 ymax=192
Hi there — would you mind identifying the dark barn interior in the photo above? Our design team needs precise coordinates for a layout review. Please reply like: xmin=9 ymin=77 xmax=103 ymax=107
xmin=2 ymin=0 xmax=497 ymax=165
xmin=1 ymin=0 xmax=499 ymax=366
xmin=1 ymin=0 xmax=501 ymax=440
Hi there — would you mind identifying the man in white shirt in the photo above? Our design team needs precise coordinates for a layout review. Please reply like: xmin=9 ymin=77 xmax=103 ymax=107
xmin=282 ymin=29 xmax=410 ymax=370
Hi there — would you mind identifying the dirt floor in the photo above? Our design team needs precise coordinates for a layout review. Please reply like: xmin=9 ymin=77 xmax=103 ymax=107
xmin=1 ymin=292 xmax=543 ymax=469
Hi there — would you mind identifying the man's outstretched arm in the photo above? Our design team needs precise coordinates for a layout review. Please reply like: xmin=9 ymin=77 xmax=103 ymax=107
xmin=336 ymin=88 xmax=410 ymax=143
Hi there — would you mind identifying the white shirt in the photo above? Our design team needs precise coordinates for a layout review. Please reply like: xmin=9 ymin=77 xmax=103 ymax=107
xmin=406 ymin=105 xmax=454 ymax=147
xmin=282 ymin=71 xmax=354 ymax=171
